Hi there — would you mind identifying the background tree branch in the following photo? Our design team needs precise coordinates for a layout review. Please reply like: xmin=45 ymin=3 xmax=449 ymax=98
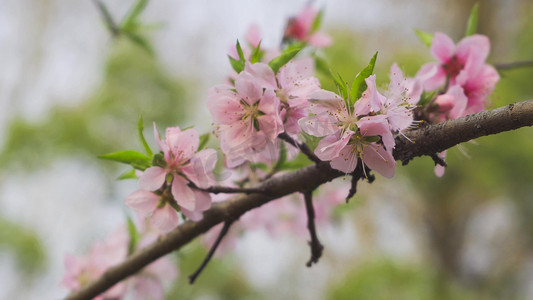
xmin=66 ymin=99 xmax=533 ymax=300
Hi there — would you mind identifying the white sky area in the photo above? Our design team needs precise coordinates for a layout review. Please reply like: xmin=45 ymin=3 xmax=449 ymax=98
xmin=0 ymin=0 xmax=530 ymax=299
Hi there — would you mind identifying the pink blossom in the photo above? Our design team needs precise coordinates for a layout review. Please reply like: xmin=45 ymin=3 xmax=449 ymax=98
xmin=283 ymin=5 xmax=332 ymax=47
xmin=299 ymin=87 xmax=396 ymax=177
xmin=416 ymin=32 xmax=499 ymax=112
xmin=244 ymin=59 xmax=321 ymax=135
xmin=62 ymin=228 xmax=129 ymax=298
xmin=126 ymin=125 xmax=216 ymax=232
xmin=208 ymin=68 xmax=284 ymax=168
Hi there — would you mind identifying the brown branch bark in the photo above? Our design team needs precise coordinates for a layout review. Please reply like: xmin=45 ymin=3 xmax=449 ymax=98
xmin=66 ymin=100 xmax=533 ymax=300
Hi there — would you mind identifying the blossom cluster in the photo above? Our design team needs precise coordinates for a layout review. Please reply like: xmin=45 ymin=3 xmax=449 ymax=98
xmin=62 ymin=223 xmax=177 ymax=300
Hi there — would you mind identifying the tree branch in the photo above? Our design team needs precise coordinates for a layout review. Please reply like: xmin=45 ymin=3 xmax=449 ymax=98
xmin=66 ymin=100 xmax=533 ymax=300
xmin=278 ymin=132 xmax=321 ymax=164
xmin=495 ymin=60 xmax=533 ymax=71
xmin=303 ymin=190 xmax=323 ymax=267
xmin=188 ymin=220 xmax=234 ymax=284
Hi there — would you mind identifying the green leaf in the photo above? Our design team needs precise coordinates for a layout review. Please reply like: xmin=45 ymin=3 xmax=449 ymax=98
xmin=199 ymin=133 xmax=210 ymax=149
xmin=331 ymin=72 xmax=350 ymax=111
xmin=228 ymin=55 xmax=245 ymax=73
xmin=124 ymin=32 xmax=154 ymax=56
xmin=250 ymin=41 xmax=263 ymax=64
xmin=268 ymin=47 xmax=302 ymax=74
xmin=465 ymin=2 xmax=479 ymax=36
xmin=271 ymin=142 xmax=287 ymax=173
xmin=117 ymin=168 xmax=138 ymax=180
xmin=350 ymin=51 xmax=378 ymax=105
xmin=250 ymin=162 xmax=269 ymax=172
xmin=151 ymin=152 xmax=166 ymax=168
xmin=236 ymin=40 xmax=246 ymax=62
xmin=311 ymin=8 xmax=324 ymax=33
xmin=99 ymin=150 xmax=151 ymax=170
xmin=137 ymin=115 xmax=152 ymax=157
xmin=278 ymin=153 xmax=312 ymax=171
xmin=126 ymin=215 xmax=140 ymax=255
xmin=314 ymin=55 xmax=332 ymax=77
xmin=121 ymin=0 xmax=149 ymax=31
xmin=414 ymin=29 xmax=434 ymax=47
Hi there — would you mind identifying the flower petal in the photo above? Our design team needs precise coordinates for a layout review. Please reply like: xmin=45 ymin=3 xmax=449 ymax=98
xmin=361 ymin=143 xmax=396 ymax=178
xmin=431 ymin=32 xmax=455 ymax=63
xmin=171 ymin=175 xmax=196 ymax=211
xmin=138 ymin=167 xmax=167 ymax=191
xmin=151 ymin=204 xmax=179 ymax=233
xmin=125 ymin=190 xmax=160 ymax=213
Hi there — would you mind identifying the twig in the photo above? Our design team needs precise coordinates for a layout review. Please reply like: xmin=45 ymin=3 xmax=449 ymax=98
xmin=346 ymin=165 xmax=363 ymax=203
xmin=66 ymin=100 xmax=533 ymax=300
xmin=189 ymin=220 xmax=234 ymax=284
xmin=189 ymin=183 xmax=269 ymax=195
xmin=278 ymin=132 xmax=322 ymax=164
xmin=303 ymin=190 xmax=323 ymax=267
xmin=92 ymin=0 xmax=120 ymax=37
xmin=495 ymin=60 xmax=533 ymax=71
xmin=430 ymin=153 xmax=447 ymax=167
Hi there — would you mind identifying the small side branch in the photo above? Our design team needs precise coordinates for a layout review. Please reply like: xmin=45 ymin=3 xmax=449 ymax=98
xmin=279 ymin=133 xmax=322 ymax=164
xmin=92 ymin=0 xmax=120 ymax=37
xmin=430 ymin=153 xmax=447 ymax=167
xmin=495 ymin=60 xmax=533 ymax=71
xmin=190 ymin=184 xmax=269 ymax=195
xmin=303 ymin=190 xmax=324 ymax=267
xmin=189 ymin=220 xmax=234 ymax=284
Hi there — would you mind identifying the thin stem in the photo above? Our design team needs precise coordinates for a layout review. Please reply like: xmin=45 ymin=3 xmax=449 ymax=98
xmin=430 ymin=153 xmax=447 ymax=167
xmin=92 ymin=0 xmax=120 ymax=37
xmin=495 ymin=60 xmax=533 ymax=71
xmin=303 ymin=190 xmax=323 ymax=267
xmin=189 ymin=183 xmax=268 ymax=195
xmin=278 ymin=132 xmax=321 ymax=164
xmin=188 ymin=220 xmax=234 ymax=284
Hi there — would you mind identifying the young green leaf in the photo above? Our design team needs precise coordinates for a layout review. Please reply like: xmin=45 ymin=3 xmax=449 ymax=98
xmin=117 ymin=169 xmax=138 ymax=180
xmin=311 ymin=8 xmax=324 ymax=33
xmin=99 ymin=150 xmax=151 ymax=170
xmin=314 ymin=55 xmax=332 ymax=77
xmin=268 ymin=47 xmax=302 ymax=74
xmin=250 ymin=41 xmax=263 ymax=64
xmin=126 ymin=215 xmax=140 ymax=255
xmin=236 ymin=40 xmax=246 ymax=62
xmin=465 ymin=2 xmax=479 ymax=36
xmin=228 ymin=55 xmax=245 ymax=73
xmin=137 ymin=115 xmax=152 ymax=157
xmin=121 ymin=0 xmax=149 ymax=31
xmin=350 ymin=51 xmax=378 ymax=105
xmin=414 ymin=29 xmax=434 ymax=47
xmin=124 ymin=32 xmax=154 ymax=56
xmin=271 ymin=142 xmax=287 ymax=173
xmin=198 ymin=133 xmax=210 ymax=150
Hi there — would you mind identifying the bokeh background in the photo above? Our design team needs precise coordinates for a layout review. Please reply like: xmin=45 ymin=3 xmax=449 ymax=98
xmin=1 ymin=0 xmax=533 ymax=299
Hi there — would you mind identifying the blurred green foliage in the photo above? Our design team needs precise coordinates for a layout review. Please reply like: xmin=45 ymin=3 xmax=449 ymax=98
xmin=0 ymin=217 xmax=46 ymax=275
xmin=0 ymin=40 xmax=193 ymax=170
xmin=327 ymin=259 xmax=493 ymax=300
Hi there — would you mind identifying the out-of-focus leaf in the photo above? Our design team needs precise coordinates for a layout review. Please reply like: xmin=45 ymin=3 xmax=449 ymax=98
xmin=414 ymin=29 xmax=434 ymax=47
xmin=117 ymin=168 xmax=137 ymax=180
xmin=311 ymin=8 xmax=324 ymax=33
xmin=137 ymin=115 xmax=152 ymax=156
xmin=268 ymin=47 xmax=302 ymax=74
xmin=199 ymin=133 xmax=210 ymax=150
xmin=99 ymin=150 xmax=151 ymax=170
xmin=465 ymin=2 xmax=479 ymax=36
xmin=350 ymin=51 xmax=377 ymax=105
xmin=121 ymin=0 xmax=149 ymax=31
xmin=124 ymin=32 xmax=154 ymax=56
xmin=126 ymin=215 xmax=140 ymax=255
